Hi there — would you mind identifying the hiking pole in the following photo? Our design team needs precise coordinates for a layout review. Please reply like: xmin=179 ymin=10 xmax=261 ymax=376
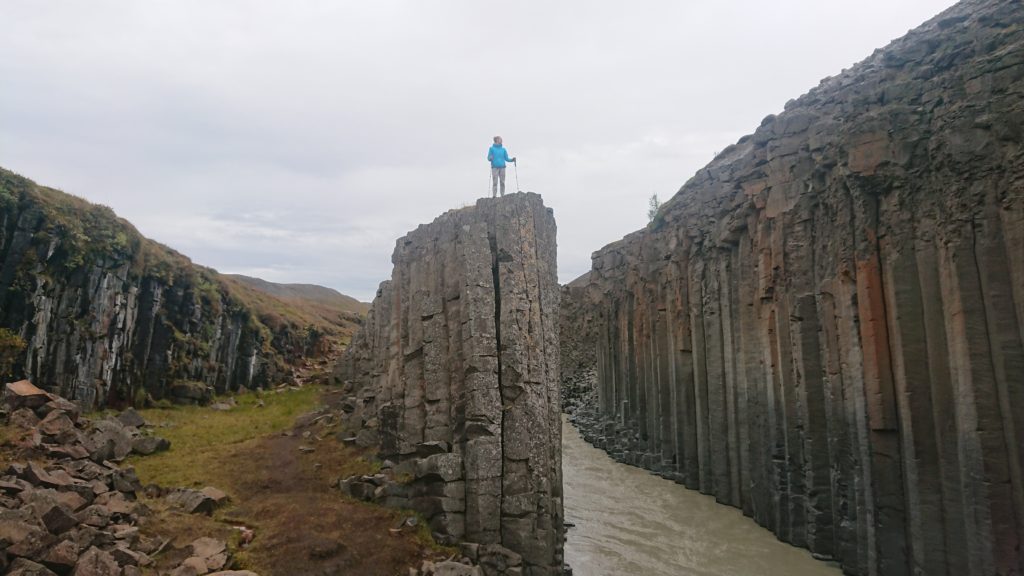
xmin=514 ymin=161 xmax=521 ymax=193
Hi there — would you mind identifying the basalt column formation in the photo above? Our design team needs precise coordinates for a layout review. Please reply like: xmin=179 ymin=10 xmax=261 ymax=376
xmin=562 ymin=1 xmax=1024 ymax=575
xmin=0 ymin=169 xmax=330 ymax=408
xmin=339 ymin=193 xmax=563 ymax=575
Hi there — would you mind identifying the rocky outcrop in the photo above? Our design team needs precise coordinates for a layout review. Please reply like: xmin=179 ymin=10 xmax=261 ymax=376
xmin=561 ymin=1 xmax=1024 ymax=575
xmin=1 ymin=381 xmax=160 ymax=574
xmin=0 ymin=381 xmax=249 ymax=575
xmin=0 ymin=169 xmax=348 ymax=409
xmin=339 ymin=193 xmax=563 ymax=575
xmin=558 ymin=276 xmax=596 ymax=415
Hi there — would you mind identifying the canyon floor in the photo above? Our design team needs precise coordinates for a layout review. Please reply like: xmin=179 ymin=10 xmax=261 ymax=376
xmin=0 ymin=354 xmax=455 ymax=576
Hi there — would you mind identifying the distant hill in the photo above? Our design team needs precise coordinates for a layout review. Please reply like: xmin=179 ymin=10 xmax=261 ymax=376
xmin=225 ymin=274 xmax=370 ymax=316
xmin=566 ymin=271 xmax=591 ymax=289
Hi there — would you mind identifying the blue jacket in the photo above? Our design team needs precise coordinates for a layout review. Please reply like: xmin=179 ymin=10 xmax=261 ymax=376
xmin=488 ymin=144 xmax=512 ymax=168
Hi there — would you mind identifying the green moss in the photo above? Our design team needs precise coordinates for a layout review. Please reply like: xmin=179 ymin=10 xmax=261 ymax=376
xmin=0 ymin=328 xmax=26 ymax=381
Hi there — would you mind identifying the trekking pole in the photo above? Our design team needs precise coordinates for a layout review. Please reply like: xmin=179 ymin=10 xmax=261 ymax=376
xmin=514 ymin=161 xmax=521 ymax=193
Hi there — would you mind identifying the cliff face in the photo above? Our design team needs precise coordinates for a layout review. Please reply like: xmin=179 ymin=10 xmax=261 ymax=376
xmin=339 ymin=193 xmax=563 ymax=575
xmin=561 ymin=1 xmax=1024 ymax=575
xmin=0 ymin=169 xmax=352 ymax=408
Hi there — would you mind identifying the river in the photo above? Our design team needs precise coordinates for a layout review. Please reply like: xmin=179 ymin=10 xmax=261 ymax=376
xmin=562 ymin=419 xmax=843 ymax=576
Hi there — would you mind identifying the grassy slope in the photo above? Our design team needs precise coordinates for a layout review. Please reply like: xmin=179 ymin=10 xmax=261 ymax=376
xmin=0 ymin=167 xmax=362 ymax=359
xmin=220 ymin=275 xmax=363 ymax=349
xmin=225 ymin=274 xmax=370 ymax=315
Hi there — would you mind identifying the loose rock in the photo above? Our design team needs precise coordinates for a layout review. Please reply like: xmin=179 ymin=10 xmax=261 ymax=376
xmin=71 ymin=546 xmax=120 ymax=576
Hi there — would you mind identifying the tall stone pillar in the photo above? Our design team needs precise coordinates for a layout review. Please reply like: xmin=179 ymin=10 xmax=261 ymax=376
xmin=340 ymin=193 xmax=563 ymax=575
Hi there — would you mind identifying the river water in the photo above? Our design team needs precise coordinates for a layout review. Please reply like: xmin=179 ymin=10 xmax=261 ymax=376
xmin=562 ymin=419 xmax=843 ymax=576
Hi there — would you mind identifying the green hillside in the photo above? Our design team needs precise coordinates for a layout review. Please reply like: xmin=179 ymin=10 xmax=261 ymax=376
xmin=0 ymin=167 xmax=361 ymax=406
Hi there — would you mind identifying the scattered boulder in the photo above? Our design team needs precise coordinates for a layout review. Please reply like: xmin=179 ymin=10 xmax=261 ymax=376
xmin=199 ymin=486 xmax=229 ymax=507
xmin=344 ymin=480 xmax=377 ymax=502
xmin=22 ymin=462 xmax=75 ymax=489
xmin=4 ymin=381 xmax=50 ymax=411
xmin=174 ymin=556 xmax=208 ymax=575
xmin=166 ymin=489 xmax=219 ymax=515
xmin=129 ymin=436 xmax=170 ymax=456
xmin=115 ymin=409 xmax=146 ymax=429
xmin=108 ymin=545 xmax=149 ymax=568
xmin=40 ymin=503 xmax=80 ymax=534
xmin=7 ymin=525 xmax=57 ymax=563
xmin=38 ymin=411 xmax=76 ymax=441
xmin=353 ymin=428 xmax=379 ymax=448
xmin=76 ymin=505 xmax=112 ymax=529
xmin=190 ymin=536 xmax=226 ymax=559
xmin=168 ymin=381 xmax=212 ymax=405
xmin=87 ymin=422 xmax=133 ymax=463
xmin=46 ymin=444 xmax=91 ymax=461
xmin=7 ymin=557 xmax=59 ymax=576
xmin=433 ymin=561 xmax=483 ymax=576
xmin=72 ymin=546 xmax=120 ymax=576
xmin=38 ymin=397 xmax=81 ymax=422
xmin=0 ymin=516 xmax=46 ymax=549
xmin=41 ymin=539 xmax=80 ymax=572
xmin=189 ymin=536 xmax=228 ymax=571
xmin=10 ymin=408 xmax=41 ymax=430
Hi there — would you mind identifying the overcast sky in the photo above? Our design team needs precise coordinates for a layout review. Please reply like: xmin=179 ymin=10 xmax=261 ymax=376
xmin=1 ymin=0 xmax=956 ymax=302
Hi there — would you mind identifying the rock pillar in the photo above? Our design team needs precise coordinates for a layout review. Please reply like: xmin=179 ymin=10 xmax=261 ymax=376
xmin=340 ymin=193 xmax=563 ymax=575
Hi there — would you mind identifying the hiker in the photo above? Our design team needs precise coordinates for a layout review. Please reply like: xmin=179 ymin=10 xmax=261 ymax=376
xmin=487 ymin=136 xmax=516 ymax=198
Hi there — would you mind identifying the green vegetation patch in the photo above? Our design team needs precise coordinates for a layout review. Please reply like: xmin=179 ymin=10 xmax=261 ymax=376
xmin=0 ymin=328 xmax=27 ymax=382
xmin=129 ymin=386 xmax=322 ymax=488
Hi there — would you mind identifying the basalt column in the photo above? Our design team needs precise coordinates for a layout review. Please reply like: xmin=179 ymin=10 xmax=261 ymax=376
xmin=561 ymin=1 xmax=1024 ymax=575
xmin=340 ymin=193 xmax=563 ymax=575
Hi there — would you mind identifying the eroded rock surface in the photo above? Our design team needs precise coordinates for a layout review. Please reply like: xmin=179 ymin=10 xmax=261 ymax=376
xmin=339 ymin=193 xmax=563 ymax=575
xmin=0 ymin=169 xmax=356 ymax=410
xmin=561 ymin=1 xmax=1024 ymax=575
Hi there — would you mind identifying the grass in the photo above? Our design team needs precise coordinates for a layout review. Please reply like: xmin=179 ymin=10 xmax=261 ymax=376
xmin=127 ymin=385 xmax=432 ymax=575
xmin=128 ymin=386 xmax=323 ymax=488
xmin=0 ymin=424 xmax=20 ymax=464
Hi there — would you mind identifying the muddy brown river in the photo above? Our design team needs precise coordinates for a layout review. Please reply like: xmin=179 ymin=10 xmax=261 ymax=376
xmin=562 ymin=419 xmax=843 ymax=576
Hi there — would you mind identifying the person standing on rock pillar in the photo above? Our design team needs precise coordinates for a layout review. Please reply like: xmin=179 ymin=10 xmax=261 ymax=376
xmin=488 ymin=135 xmax=516 ymax=198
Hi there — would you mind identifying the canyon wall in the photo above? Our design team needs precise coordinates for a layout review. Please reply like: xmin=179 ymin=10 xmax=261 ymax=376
xmin=339 ymin=193 xmax=563 ymax=575
xmin=0 ymin=169 xmax=342 ymax=408
xmin=562 ymin=1 xmax=1024 ymax=575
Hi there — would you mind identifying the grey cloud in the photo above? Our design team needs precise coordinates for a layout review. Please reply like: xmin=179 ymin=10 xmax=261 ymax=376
xmin=1 ymin=0 xmax=957 ymax=301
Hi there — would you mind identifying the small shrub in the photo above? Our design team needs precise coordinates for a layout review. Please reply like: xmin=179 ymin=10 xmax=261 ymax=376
xmin=0 ymin=328 xmax=26 ymax=381
xmin=647 ymin=193 xmax=662 ymax=222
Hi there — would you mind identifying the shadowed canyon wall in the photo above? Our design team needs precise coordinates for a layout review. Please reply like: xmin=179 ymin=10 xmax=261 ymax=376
xmin=339 ymin=193 xmax=564 ymax=575
xmin=0 ymin=169 xmax=342 ymax=408
xmin=562 ymin=1 xmax=1024 ymax=575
